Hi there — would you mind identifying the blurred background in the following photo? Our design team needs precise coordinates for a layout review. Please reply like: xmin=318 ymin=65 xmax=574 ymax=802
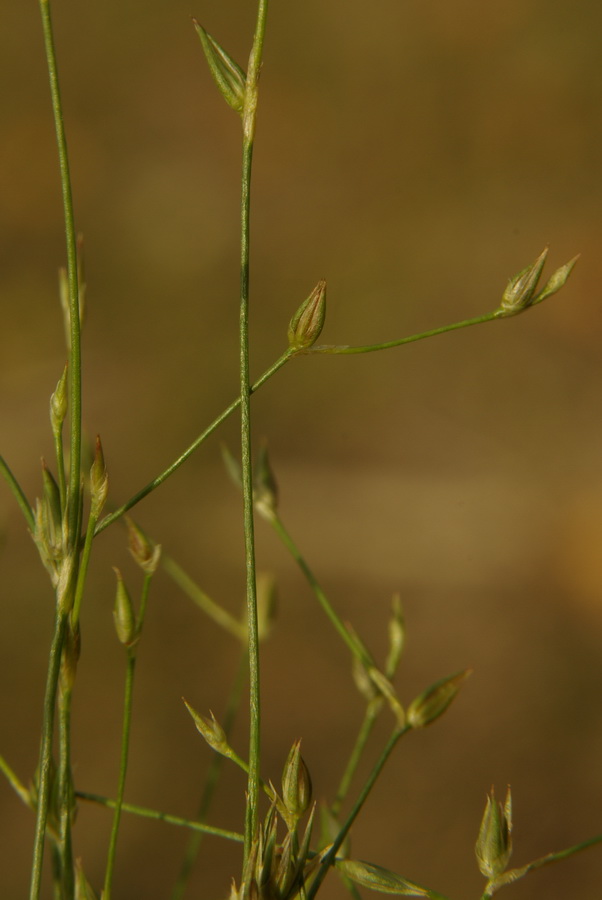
xmin=1 ymin=0 xmax=602 ymax=897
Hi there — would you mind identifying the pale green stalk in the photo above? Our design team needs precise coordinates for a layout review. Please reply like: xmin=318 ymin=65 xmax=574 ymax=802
xmin=162 ymin=555 xmax=246 ymax=641
xmin=330 ymin=699 xmax=383 ymax=817
xmin=29 ymin=608 xmax=68 ymax=900
xmin=309 ymin=311 xmax=498 ymax=355
xmin=0 ymin=754 xmax=31 ymax=806
xmin=75 ymin=791 xmax=244 ymax=843
xmin=31 ymin=3 xmax=82 ymax=897
xmin=57 ymin=689 xmax=74 ymax=897
xmin=103 ymin=572 xmax=152 ymax=899
xmin=239 ymin=0 xmax=270 ymax=861
xmin=0 ymin=455 xmax=35 ymax=531
xmin=71 ymin=511 xmax=97 ymax=626
xmin=269 ymin=512 xmax=373 ymax=669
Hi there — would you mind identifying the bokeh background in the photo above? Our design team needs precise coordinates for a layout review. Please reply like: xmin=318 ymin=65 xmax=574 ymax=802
xmin=1 ymin=0 xmax=602 ymax=897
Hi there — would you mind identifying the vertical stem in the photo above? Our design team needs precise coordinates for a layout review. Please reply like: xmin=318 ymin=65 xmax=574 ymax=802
xmin=39 ymin=0 xmax=82 ymax=553
xmin=57 ymin=687 xmax=74 ymax=897
xmin=240 ymin=0 xmax=269 ymax=863
xmin=29 ymin=609 xmax=68 ymax=900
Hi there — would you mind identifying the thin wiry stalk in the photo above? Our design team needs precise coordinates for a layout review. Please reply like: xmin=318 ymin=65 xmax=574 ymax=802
xmin=75 ymin=791 xmax=244 ymax=843
xmin=57 ymin=688 xmax=74 ymax=896
xmin=29 ymin=608 xmax=68 ymax=900
xmin=240 ymin=0 xmax=270 ymax=862
xmin=330 ymin=699 xmax=383 ymax=817
xmin=0 ymin=455 xmax=35 ymax=531
xmin=94 ymin=349 xmax=293 ymax=537
xmin=39 ymin=0 xmax=82 ymax=552
xmin=103 ymin=573 xmax=152 ymax=898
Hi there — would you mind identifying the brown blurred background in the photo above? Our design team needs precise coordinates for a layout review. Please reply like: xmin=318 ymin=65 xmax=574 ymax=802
xmin=1 ymin=0 xmax=602 ymax=897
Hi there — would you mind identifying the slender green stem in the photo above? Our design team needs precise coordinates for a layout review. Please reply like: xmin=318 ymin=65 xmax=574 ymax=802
xmin=52 ymin=426 xmax=67 ymax=515
xmin=307 ymin=725 xmax=410 ymax=900
xmin=171 ymin=649 xmax=248 ymax=900
xmin=57 ymin=687 xmax=74 ymax=897
xmin=29 ymin=608 xmax=68 ymax=900
xmin=71 ymin=511 xmax=97 ymax=626
xmin=75 ymin=791 xmax=244 ymax=843
xmin=162 ymin=555 xmax=246 ymax=641
xmin=0 ymin=754 xmax=31 ymax=806
xmin=94 ymin=350 xmax=292 ymax=537
xmin=240 ymin=0 xmax=270 ymax=861
xmin=103 ymin=573 xmax=152 ymax=898
xmin=39 ymin=0 xmax=81 ymax=554
xmin=102 ymin=650 xmax=136 ymax=899
xmin=0 ymin=455 xmax=35 ymax=531
xmin=269 ymin=512 xmax=373 ymax=669
xmin=308 ymin=311 xmax=498 ymax=355
xmin=331 ymin=699 xmax=382 ymax=817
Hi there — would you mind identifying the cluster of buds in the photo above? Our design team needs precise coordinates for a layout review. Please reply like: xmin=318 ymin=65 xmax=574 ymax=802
xmin=496 ymin=247 xmax=579 ymax=317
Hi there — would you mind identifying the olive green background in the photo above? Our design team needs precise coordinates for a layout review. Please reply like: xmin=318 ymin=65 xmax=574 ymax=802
xmin=1 ymin=0 xmax=602 ymax=897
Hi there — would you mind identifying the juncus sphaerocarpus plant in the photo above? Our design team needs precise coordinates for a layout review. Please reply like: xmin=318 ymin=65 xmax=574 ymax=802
xmin=0 ymin=1 xmax=600 ymax=899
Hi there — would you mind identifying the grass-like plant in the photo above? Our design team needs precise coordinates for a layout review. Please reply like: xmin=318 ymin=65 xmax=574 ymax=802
xmin=0 ymin=1 xmax=600 ymax=898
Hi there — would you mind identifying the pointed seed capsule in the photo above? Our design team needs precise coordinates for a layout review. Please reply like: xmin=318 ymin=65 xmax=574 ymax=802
xmin=126 ymin=517 xmax=161 ymax=575
xmin=50 ymin=364 xmax=68 ymax=431
xmin=281 ymin=739 xmax=312 ymax=825
xmin=407 ymin=668 xmax=472 ymax=729
xmin=113 ymin=567 xmax=137 ymax=646
xmin=193 ymin=20 xmax=246 ymax=115
xmin=288 ymin=280 xmax=327 ymax=350
xmin=183 ymin=701 xmax=232 ymax=757
xmin=532 ymin=254 xmax=580 ymax=305
xmin=475 ymin=786 xmax=513 ymax=879
xmin=499 ymin=247 xmax=548 ymax=315
xmin=89 ymin=435 xmax=108 ymax=518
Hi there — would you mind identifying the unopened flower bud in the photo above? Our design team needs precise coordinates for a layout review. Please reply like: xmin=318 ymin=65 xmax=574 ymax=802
xmin=475 ymin=786 xmax=513 ymax=879
xmin=288 ymin=280 xmax=327 ymax=350
xmin=193 ymin=20 xmax=246 ymax=115
xmin=184 ymin=701 xmax=232 ymax=757
xmin=113 ymin=567 xmax=137 ymax=646
xmin=50 ymin=365 xmax=68 ymax=431
xmin=498 ymin=248 xmax=548 ymax=315
xmin=385 ymin=594 xmax=405 ymax=678
xmin=407 ymin=668 xmax=472 ymax=729
xmin=281 ymin=739 xmax=312 ymax=825
xmin=532 ymin=254 xmax=580 ymax=306
xmin=126 ymin=518 xmax=161 ymax=575
xmin=89 ymin=435 xmax=108 ymax=517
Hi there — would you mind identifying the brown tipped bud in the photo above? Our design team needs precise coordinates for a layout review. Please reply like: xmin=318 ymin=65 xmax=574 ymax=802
xmin=288 ymin=279 xmax=327 ymax=350
xmin=126 ymin=518 xmax=161 ymax=575
xmin=281 ymin=739 xmax=312 ymax=826
xmin=183 ymin=701 xmax=231 ymax=757
xmin=407 ymin=668 xmax=472 ymax=729
xmin=253 ymin=443 xmax=278 ymax=521
xmin=41 ymin=459 xmax=62 ymax=535
xmin=89 ymin=435 xmax=109 ymax=517
xmin=113 ymin=567 xmax=137 ymax=646
xmin=50 ymin=365 xmax=68 ymax=431
xmin=475 ymin=786 xmax=513 ymax=879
